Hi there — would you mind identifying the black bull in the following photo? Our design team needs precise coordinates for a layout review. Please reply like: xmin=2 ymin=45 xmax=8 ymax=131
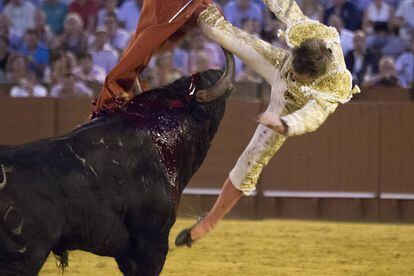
xmin=0 ymin=50 xmax=235 ymax=275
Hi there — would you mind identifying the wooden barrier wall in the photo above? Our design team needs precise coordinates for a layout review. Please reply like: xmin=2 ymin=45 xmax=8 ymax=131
xmin=0 ymin=85 xmax=413 ymax=221
xmin=0 ymin=98 xmax=56 ymax=144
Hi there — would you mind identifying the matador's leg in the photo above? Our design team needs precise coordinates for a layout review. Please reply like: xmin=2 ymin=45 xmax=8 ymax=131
xmin=186 ymin=123 xmax=287 ymax=242
xmin=230 ymin=124 xmax=287 ymax=194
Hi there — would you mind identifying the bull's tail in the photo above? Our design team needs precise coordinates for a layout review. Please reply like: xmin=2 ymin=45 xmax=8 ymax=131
xmin=0 ymin=195 xmax=27 ymax=258
xmin=52 ymin=248 xmax=69 ymax=271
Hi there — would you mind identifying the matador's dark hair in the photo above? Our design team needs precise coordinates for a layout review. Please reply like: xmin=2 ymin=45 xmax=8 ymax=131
xmin=292 ymin=38 xmax=333 ymax=79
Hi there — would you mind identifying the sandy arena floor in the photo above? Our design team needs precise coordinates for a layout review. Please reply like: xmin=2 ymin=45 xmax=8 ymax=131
xmin=39 ymin=219 xmax=414 ymax=275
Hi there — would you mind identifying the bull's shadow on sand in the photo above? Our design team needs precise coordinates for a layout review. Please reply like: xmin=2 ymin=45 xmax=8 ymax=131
xmin=0 ymin=50 xmax=234 ymax=276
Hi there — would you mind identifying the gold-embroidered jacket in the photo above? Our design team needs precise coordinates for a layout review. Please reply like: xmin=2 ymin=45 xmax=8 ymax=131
xmin=198 ymin=2 xmax=360 ymax=136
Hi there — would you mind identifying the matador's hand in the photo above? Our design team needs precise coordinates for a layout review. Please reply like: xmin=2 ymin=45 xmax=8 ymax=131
xmin=256 ymin=112 xmax=288 ymax=134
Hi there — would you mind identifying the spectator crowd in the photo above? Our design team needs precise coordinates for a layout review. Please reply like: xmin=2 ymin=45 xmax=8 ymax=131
xmin=0 ymin=0 xmax=413 ymax=99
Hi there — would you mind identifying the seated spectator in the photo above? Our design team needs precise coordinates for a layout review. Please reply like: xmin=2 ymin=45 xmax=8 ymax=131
xmin=151 ymin=52 xmax=182 ymax=87
xmin=350 ymin=0 xmax=371 ymax=11
xmin=20 ymin=28 xmax=50 ymax=79
xmin=98 ymin=0 xmax=119 ymax=27
xmin=223 ymin=0 xmax=263 ymax=28
xmin=44 ymin=51 xmax=77 ymax=85
xmin=241 ymin=17 xmax=261 ymax=36
xmin=50 ymin=72 xmax=93 ymax=98
xmin=171 ymin=40 xmax=190 ymax=76
xmin=190 ymin=30 xmax=223 ymax=73
xmin=104 ymin=12 xmax=130 ymax=53
xmin=366 ymin=25 xmax=406 ymax=58
xmin=73 ymin=52 xmax=106 ymax=84
xmin=261 ymin=9 xmax=279 ymax=43
xmin=60 ymin=0 xmax=73 ymax=5
xmin=191 ymin=52 xmax=210 ymax=73
xmin=0 ymin=36 xmax=11 ymax=83
xmin=68 ymin=0 xmax=99 ymax=33
xmin=363 ymin=0 xmax=394 ymax=34
xmin=89 ymin=26 xmax=119 ymax=74
xmin=28 ymin=0 xmax=42 ymax=7
xmin=393 ymin=0 xmax=414 ymax=45
xmin=363 ymin=56 xmax=402 ymax=87
xmin=395 ymin=38 xmax=414 ymax=88
xmin=118 ymin=0 xmax=141 ymax=32
xmin=234 ymin=17 xmax=263 ymax=77
xmin=324 ymin=0 xmax=361 ymax=31
xmin=2 ymin=0 xmax=36 ymax=36
xmin=345 ymin=31 xmax=380 ymax=85
xmin=236 ymin=64 xmax=262 ymax=83
xmin=365 ymin=22 xmax=389 ymax=49
xmin=6 ymin=54 xmax=27 ymax=83
xmin=41 ymin=0 xmax=68 ymax=34
xmin=57 ymin=13 xmax=88 ymax=56
xmin=319 ymin=0 xmax=334 ymax=10
xmin=10 ymin=71 xmax=48 ymax=97
xmin=0 ymin=15 xmax=22 ymax=50
xmin=33 ymin=10 xmax=55 ymax=49
xmin=385 ymin=0 xmax=401 ymax=9
xmin=297 ymin=0 xmax=324 ymax=21
xmin=261 ymin=11 xmax=286 ymax=47
xmin=328 ymin=15 xmax=355 ymax=55
xmin=137 ymin=66 xmax=153 ymax=91
xmin=249 ymin=0 xmax=266 ymax=8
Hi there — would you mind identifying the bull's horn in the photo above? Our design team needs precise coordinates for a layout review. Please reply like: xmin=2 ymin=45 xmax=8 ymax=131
xmin=196 ymin=47 xmax=235 ymax=102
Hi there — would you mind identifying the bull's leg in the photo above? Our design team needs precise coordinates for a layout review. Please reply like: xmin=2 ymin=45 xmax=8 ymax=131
xmin=135 ymin=234 xmax=169 ymax=276
xmin=115 ymin=256 xmax=138 ymax=275
xmin=0 ymin=260 xmax=33 ymax=276
xmin=0 ymin=248 xmax=50 ymax=276
xmin=0 ymin=203 xmax=53 ymax=275
xmin=115 ymin=231 xmax=169 ymax=276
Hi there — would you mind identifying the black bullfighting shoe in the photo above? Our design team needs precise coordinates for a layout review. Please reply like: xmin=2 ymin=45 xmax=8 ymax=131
xmin=175 ymin=228 xmax=193 ymax=247
xmin=175 ymin=214 xmax=207 ymax=247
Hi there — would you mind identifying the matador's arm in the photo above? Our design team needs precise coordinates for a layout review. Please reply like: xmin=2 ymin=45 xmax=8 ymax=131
xmin=198 ymin=5 xmax=288 ymax=85
xmin=262 ymin=0 xmax=308 ymax=26
xmin=281 ymin=98 xmax=338 ymax=136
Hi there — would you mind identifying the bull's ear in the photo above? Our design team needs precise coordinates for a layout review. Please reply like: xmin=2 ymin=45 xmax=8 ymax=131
xmin=191 ymin=105 xmax=207 ymax=122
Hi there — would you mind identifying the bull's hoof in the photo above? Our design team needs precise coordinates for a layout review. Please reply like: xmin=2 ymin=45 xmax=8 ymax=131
xmin=175 ymin=228 xmax=193 ymax=247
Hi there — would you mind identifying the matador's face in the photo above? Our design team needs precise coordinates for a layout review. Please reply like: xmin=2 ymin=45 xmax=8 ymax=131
xmin=291 ymin=69 xmax=315 ymax=84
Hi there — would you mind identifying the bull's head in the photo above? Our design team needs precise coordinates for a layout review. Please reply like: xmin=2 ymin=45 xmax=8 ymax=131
xmin=47 ymin=49 xmax=234 ymax=199
xmin=122 ymin=48 xmax=235 ymax=133
xmin=116 ymin=48 xmax=235 ymax=192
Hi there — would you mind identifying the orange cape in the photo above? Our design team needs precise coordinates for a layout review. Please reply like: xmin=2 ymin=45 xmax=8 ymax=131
xmin=91 ymin=0 xmax=211 ymax=117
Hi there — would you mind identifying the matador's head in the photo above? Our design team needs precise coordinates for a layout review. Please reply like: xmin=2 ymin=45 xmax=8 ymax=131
xmin=291 ymin=38 xmax=333 ymax=83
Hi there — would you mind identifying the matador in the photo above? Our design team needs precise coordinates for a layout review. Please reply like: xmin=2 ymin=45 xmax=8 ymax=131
xmin=176 ymin=0 xmax=360 ymax=246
